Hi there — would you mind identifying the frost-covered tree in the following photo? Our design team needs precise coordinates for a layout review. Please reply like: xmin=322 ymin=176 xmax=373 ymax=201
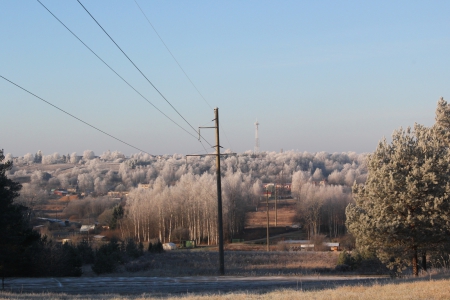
xmin=346 ymin=103 xmax=450 ymax=276
xmin=23 ymin=153 xmax=34 ymax=164
xmin=82 ymin=150 xmax=95 ymax=161
xmin=15 ymin=183 xmax=47 ymax=213
xmin=78 ymin=173 xmax=94 ymax=192
xmin=291 ymin=170 xmax=310 ymax=201
xmin=69 ymin=152 xmax=79 ymax=164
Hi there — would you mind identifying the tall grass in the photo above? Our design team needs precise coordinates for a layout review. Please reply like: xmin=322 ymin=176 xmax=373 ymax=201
xmin=101 ymin=250 xmax=339 ymax=277
xmin=1 ymin=278 xmax=449 ymax=299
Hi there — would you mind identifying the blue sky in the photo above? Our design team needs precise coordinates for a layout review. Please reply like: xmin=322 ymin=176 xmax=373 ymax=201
xmin=2 ymin=0 xmax=450 ymax=156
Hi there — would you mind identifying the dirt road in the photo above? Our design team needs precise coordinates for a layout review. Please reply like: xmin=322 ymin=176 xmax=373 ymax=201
xmin=4 ymin=275 xmax=389 ymax=295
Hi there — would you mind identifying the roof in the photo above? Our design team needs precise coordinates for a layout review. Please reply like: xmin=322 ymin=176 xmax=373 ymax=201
xmin=80 ymin=225 xmax=96 ymax=232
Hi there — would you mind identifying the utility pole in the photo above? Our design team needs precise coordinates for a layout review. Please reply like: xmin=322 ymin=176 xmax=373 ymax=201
xmin=266 ymin=189 xmax=270 ymax=251
xmin=185 ymin=108 xmax=234 ymax=275
xmin=214 ymin=108 xmax=225 ymax=275
xmin=275 ymin=183 xmax=277 ymax=227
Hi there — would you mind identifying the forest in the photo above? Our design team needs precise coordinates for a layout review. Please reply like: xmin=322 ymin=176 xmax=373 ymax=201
xmin=5 ymin=149 xmax=367 ymax=244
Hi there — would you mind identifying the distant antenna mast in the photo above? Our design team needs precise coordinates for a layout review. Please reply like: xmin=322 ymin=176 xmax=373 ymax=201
xmin=254 ymin=119 xmax=260 ymax=153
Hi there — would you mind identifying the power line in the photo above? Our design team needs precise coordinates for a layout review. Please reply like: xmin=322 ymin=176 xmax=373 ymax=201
xmin=76 ymin=0 xmax=213 ymax=148
xmin=133 ymin=0 xmax=213 ymax=110
xmin=132 ymin=0 xmax=234 ymax=151
xmin=1 ymin=75 xmax=150 ymax=155
xmin=36 ymin=0 xmax=198 ymax=141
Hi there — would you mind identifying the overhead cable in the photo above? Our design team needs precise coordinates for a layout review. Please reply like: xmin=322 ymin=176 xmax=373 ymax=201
xmin=133 ymin=0 xmax=234 ymax=151
xmin=36 ymin=0 xmax=198 ymax=141
xmin=1 ymin=75 xmax=150 ymax=155
xmin=76 ymin=0 xmax=213 ymax=148
xmin=133 ymin=0 xmax=213 ymax=110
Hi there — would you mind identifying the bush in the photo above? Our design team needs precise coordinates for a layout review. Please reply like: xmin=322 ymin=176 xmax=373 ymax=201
xmin=336 ymin=249 xmax=386 ymax=273
xmin=91 ymin=238 xmax=123 ymax=274
xmin=148 ymin=241 xmax=164 ymax=253
xmin=76 ymin=240 xmax=95 ymax=264
xmin=337 ymin=250 xmax=354 ymax=266
xmin=26 ymin=239 xmax=82 ymax=277
xmin=125 ymin=238 xmax=142 ymax=259
xmin=91 ymin=238 xmax=146 ymax=274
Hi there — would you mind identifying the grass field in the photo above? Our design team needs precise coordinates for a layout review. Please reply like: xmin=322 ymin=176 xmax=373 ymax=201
xmin=81 ymin=250 xmax=339 ymax=277
xmin=2 ymin=276 xmax=449 ymax=299
xmin=245 ymin=200 xmax=297 ymax=228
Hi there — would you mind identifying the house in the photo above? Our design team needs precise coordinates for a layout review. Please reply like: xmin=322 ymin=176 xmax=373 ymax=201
xmin=324 ymin=242 xmax=340 ymax=251
xmin=278 ymin=240 xmax=340 ymax=251
xmin=107 ymin=191 xmax=129 ymax=198
xmin=138 ymin=183 xmax=150 ymax=189
xmin=53 ymin=189 xmax=68 ymax=196
xmin=80 ymin=225 xmax=96 ymax=233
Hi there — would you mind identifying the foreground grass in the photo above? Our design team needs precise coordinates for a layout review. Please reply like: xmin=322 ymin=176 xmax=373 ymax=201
xmin=95 ymin=250 xmax=340 ymax=277
xmin=1 ymin=278 xmax=449 ymax=300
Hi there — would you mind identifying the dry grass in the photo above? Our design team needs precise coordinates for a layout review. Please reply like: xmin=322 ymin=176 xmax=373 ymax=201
xmin=245 ymin=200 xmax=297 ymax=228
xmin=85 ymin=250 xmax=339 ymax=277
xmin=1 ymin=278 xmax=450 ymax=299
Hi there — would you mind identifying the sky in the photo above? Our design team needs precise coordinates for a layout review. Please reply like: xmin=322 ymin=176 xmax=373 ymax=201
xmin=2 ymin=0 xmax=450 ymax=157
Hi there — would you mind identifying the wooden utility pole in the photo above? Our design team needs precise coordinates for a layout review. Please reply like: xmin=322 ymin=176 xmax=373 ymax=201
xmin=185 ymin=108 xmax=235 ymax=275
xmin=275 ymin=184 xmax=277 ymax=227
xmin=214 ymin=108 xmax=225 ymax=275
xmin=266 ymin=190 xmax=270 ymax=251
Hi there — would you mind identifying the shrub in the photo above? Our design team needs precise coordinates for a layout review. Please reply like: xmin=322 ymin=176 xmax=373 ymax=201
xmin=91 ymin=238 xmax=123 ymax=274
xmin=76 ymin=240 xmax=95 ymax=264
xmin=148 ymin=241 xmax=164 ymax=253
xmin=26 ymin=239 xmax=82 ymax=277
xmin=337 ymin=250 xmax=353 ymax=266
xmin=125 ymin=238 xmax=142 ymax=259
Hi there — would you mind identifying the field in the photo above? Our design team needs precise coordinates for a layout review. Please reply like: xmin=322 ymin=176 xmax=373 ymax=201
xmin=81 ymin=250 xmax=340 ymax=277
xmin=245 ymin=199 xmax=297 ymax=228
xmin=2 ymin=275 xmax=450 ymax=299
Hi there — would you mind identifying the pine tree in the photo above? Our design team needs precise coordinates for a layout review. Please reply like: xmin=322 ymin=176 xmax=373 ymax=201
xmin=0 ymin=149 xmax=40 ymax=288
xmin=111 ymin=204 xmax=124 ymax=230
xmin=346 ymin=101 xmax=450 ymax=276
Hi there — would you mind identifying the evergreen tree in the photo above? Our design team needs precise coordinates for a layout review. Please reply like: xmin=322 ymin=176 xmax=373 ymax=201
xmin=346 ymin=102 xmax=450 ymax=276
xmin=34 ymin=150 xmax=42 ymax=163
xmin=0 ymin=149 xmax=40 ymax=288
xmin=111 ymin=204 xmax=124 ymax=230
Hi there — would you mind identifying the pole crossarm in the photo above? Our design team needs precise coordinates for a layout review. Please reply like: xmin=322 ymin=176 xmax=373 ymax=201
xmin=186 ymin=153 xmax=237 ymax=157
xmin=198 ymin=126 xmax=216 ymax=141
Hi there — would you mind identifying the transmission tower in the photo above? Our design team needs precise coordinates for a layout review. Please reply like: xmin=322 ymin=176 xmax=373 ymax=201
xmin=254 ymin=119 xmax=260 ymax=153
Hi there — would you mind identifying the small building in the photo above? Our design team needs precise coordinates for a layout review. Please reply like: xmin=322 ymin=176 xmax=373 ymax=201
xmin=80 ymin=225 xmax=96 ymax=233
xmin=278 ymin=240 xmax=339 ymax=251
xmin=53 ymin=189 xmax=68 ymax=196
xmin=324 ymin=242 xmax=340 ymax=251
xmin=163 ymin=242 xmax=177 ymax=250
xmin=180 ymin=240 xmax=196 ymax=248
xmin=107 ymin=191 xmax=129 ymax=198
